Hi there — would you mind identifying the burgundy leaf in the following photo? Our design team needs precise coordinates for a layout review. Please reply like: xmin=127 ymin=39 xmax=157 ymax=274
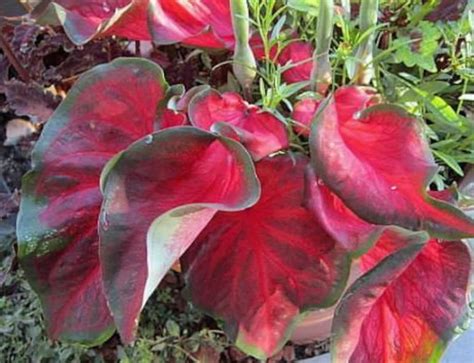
xmin=182 ymin=155 xmax=350 ymax=359
xmin=188 ymin=88 xmax=289 ymax=160
xmin=16 ymin=58 xmax=169 ymax=344
xmin=311 ymin=86 xmax=474 ymax=239
xmin=99 ymin=127 xmax=260 ymax=344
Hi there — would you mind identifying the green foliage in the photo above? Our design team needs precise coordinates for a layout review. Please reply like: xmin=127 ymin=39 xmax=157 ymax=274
xmin=257 ymin=0 xmax=474 ymax=188
xmin=393 ymin=21 xmax=441 ymax=72
xmin=0 ymin=248 xmax=228 ymax=362
xmin=0 ymin=257 xmax=97 ymax=362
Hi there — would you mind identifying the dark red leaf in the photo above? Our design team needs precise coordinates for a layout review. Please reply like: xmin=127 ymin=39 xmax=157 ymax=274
xmin=182 ymin=155 xmax=350 ymax=359
xmin=99 ymin=127 xmax=260 ymax=344
xmin=332 ymin=229 xmax=471 ymax=362
xmin=311 ymin=86 xmax=474 ymax=239
xmin=188 ymin=88 xmax=289 ymax=160
xmin=16 ymin=58 xmax=169 ymax=344
xmin=148 ymin=0 xmax=234 ymax=49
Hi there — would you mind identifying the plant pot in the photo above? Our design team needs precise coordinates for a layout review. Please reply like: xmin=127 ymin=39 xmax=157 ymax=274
xmin=291 ymin=260 xmax=362 ymax=344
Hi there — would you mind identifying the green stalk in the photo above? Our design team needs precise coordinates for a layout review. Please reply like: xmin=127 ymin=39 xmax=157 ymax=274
xmin=340 ymin=0 xmax=351 ymax=22
xmin=310 ymin=0 xmax=334 ymax=94
xmin=352 ymin=0 xmax=379 ymax=85
xmin=231 ymin=0 xmax=257 ymax=100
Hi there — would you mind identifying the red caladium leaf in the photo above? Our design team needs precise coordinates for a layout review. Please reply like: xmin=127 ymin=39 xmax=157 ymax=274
xmin=155 ymin=85 xmax=212 ymax=130
xmin=311 ymin=86 xmax=474 ymax=239
xmin=16 ymin=58 xmax=169 ymax=344
xmin=99 ymin=127 xmax=260 ymax=344
xmin=278 ymin=41 xmax=314 ymax=84
xmin=292 ymin=97 xmax=321 ymax=136
xmin=182 ymin=155 xmax=350 ymax=359
xmin=188 ymin=88 xmax=289 ymax=160
xmin=332 ymin=228 xmax=471 ymax=362
xmin=148 ymin=0 xmax=234 ymax=49
xmin=33 ymin=0 xmax=151 ymax=45
xmin=305 ymin=167 xmax=382 ymax=254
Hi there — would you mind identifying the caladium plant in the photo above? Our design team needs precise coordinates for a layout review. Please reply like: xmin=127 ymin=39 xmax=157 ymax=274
xmin=15 ymin=0 xmax=474 ymax=361
xmin=17 ymin=57 xmax=474 ymax=360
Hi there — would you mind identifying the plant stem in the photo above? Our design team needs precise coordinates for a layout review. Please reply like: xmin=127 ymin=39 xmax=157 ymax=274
xmin=352 ymin=0 xmax=379 ymax=85
xmin=231 ymin=0 xmax=256 ymax=100
xmin=0 ymin=30 xmax=30 ymax=83
xmin=310 ymin=0 xmax=334 ymax=95
xmin=340 ymin=0 xmax=351 ymax=22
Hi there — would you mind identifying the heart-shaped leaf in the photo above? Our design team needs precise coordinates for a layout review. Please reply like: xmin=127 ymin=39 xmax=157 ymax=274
xmin=148 ymin=0 xmax=234 ymax=49
xmin=188 ymin=88 xmax=289 ymax=160
xmin=182 ymin=155 xmax=350 ymax=359
xmin=311 ymin=86 xmax=474 ymax=239
xmin=16 ymin=58 xmax=169 ymax=344
xmin=99 ymin=127 xmax=260 ymax=344
xmin=332 ymin=229 xmax=471 ymax=362
xmin=33 ymin=0 xmax=150 ymax=45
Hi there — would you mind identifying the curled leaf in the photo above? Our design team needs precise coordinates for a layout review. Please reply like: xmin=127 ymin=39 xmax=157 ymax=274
xmin=189 ymin=88 xmax=289 ymax=160
xmin=99 ymin=127 xmax=260 ymax=344
xmin=311 ymin=86 xmax=474 ymax=239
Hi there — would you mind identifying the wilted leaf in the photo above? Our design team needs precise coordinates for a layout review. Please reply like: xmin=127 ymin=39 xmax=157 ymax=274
xmin=5 ymin=80 xmax=60 ymax=123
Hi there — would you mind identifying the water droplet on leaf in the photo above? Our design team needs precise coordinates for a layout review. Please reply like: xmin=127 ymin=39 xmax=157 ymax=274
xmin=102 ymin=3 xmax=111 ymax=12
xmin=144 ymin=135 xmax=153 ymax=144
